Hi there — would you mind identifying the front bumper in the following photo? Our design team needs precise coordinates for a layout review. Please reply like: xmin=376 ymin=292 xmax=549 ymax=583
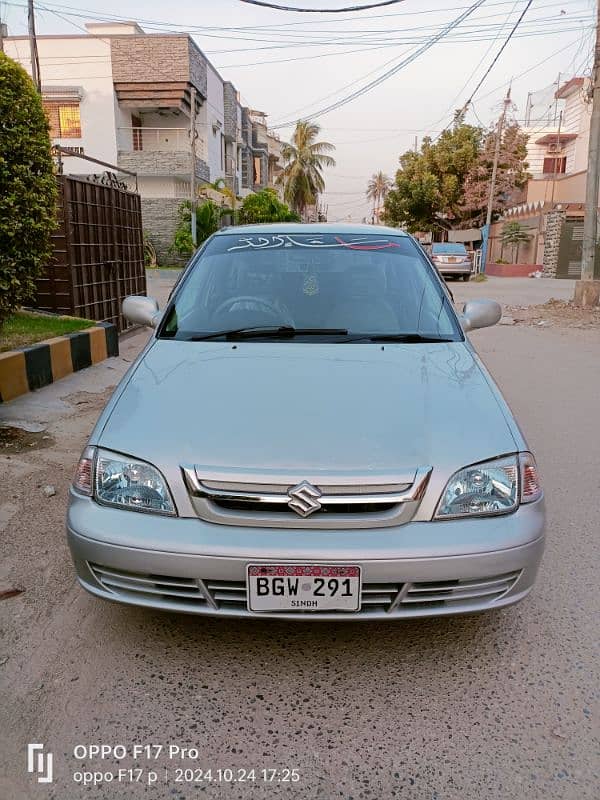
xmin=66 ymin=492 xmax=545 ymax=620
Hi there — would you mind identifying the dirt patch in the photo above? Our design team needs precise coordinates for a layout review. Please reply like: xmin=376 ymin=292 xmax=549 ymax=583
xmin=504 ymin=298 xmax=600 ymax=329
xmin=0 ymin=426 xmax=55 ymax=453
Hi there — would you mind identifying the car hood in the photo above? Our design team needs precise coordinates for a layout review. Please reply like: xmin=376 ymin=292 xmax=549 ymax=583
xmin=97 ymin=340 xmax=517 ymax=484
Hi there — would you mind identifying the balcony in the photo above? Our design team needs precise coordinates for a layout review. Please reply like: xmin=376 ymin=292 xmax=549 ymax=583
xmin=117 ymin=127 xmax=208 ymax=178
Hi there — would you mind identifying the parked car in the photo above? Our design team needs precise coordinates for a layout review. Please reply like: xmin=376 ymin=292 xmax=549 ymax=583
xmin=431 ymin=242 xmax=473 ymax=280
xmin=67 ymin=223 xmax=544 ymax=620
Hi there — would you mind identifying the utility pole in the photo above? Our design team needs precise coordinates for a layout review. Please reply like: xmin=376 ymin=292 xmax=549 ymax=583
xmin=485 ymin=87 xmax=511 ymax=229
xmin=1 ymin=7 xmax=6 ymax=53
xmin=550 ymin=110 xmax=563 ymax=205
xmin=189 ymin=86 xmax=197 ymax=248
xmin=28 ymin=0 xmax=41 ymax=92
xmin=575 ymin=0 xmax=600 ymax=305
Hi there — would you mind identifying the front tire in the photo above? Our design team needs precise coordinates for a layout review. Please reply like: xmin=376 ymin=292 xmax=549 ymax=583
xmin=462 ymin=273 xmax=471 ymax=281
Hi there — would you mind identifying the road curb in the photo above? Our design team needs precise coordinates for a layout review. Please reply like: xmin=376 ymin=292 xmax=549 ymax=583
xmin=0 ymin=322 xmax=118 ymax=403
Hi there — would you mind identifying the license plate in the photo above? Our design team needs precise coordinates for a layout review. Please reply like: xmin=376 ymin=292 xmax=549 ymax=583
xmin=448 ymin=256 xmax=459 ymax=263
xmin=247 ymin=564 xmax=361 ymax=612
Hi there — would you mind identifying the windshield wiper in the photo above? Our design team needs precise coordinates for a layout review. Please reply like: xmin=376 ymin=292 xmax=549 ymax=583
xmin=187 ymin=326 xmax=349 ymax=341
xmin=341 ymin=333 xmax=456 ymax=343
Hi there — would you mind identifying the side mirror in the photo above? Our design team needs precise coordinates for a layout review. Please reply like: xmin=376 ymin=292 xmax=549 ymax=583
xmin=122 ymin=295 xmax=161 ymax=328
xmin=460 ymin=299 xmax=502 ymax=332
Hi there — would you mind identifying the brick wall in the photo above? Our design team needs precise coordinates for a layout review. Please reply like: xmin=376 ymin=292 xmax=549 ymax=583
xmin=542 ymin=209 xmax=566 ymax=277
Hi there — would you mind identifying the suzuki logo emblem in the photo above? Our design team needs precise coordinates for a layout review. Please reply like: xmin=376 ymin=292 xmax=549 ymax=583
xmin=287 ymin=481 xmax=322 ymax=517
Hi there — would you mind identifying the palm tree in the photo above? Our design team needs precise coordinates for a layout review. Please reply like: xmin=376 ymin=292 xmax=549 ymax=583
xmin=366 ymin=171 xmax=392 ymax=223
xmin=277 ymin=120 xmax=336 ymax=220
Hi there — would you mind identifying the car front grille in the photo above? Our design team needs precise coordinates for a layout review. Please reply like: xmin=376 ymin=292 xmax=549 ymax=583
xmin=181 ymin=465 xmax=432 ymax=529
xmin=88 ymin=563 xmax=521 ymax=617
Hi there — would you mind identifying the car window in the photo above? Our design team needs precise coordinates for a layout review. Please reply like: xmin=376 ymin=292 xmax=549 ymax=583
xmin=160 ymin=232 xmax=462 ymax=340
xmin=431 ymin=244 xmax=468 ymax=255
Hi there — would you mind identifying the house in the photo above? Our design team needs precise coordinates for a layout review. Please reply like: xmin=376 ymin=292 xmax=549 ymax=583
xmin=523 ymin=76 xmax=592 ymax=206
xmin=485 ymin=76 xmax=596 ymax=279
xmin=4 ymin=22 xmax=286 ymax=263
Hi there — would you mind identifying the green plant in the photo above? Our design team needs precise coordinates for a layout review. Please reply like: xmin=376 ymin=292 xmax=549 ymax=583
xmin=0 ymin=54 xmax=57 ymax=327
xmin=143 ymin=232 xmax=157 ymax=267
xmin=472 ymin=273 xmax=488 ymax=282
xmin=171 ymin=199 xmax=225 ymax=257
xmin=500 ymin=221 xmax=532 ymax=263
xmin=239 ymin=188 xmax=300 ymax=224
xmin=366 ymin=171 xmax=392 ymax=220
xmin=277 ymin=120 xmax=335 ymax=219
xmin=495 ymin=258 xmax=509 ymax=264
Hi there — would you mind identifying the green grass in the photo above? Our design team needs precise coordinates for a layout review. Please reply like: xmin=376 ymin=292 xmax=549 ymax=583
xmin=0 ymin=310 xmax=95 ymax=352
xmin=472 ymin=273 xmax=488 ymax=282
xmin=146 ymin=264 xmax=183 ymax=271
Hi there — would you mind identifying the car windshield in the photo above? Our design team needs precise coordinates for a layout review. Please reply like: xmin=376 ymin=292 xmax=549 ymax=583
xmin=159 ymin=232 xmax=462 ymax=341
xmin=432 ymin=243 xmax=468 ymax=255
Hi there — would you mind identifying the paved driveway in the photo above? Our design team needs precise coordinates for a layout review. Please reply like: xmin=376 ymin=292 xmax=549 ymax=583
xmin=1 ymin=273 xmax=598 ymax=800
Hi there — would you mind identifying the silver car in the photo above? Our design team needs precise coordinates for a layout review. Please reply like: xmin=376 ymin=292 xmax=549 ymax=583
xmin=430 ymin=242 xmax=473 ymax=281
xmin=67 ymin=223 xmax=544 ymax=620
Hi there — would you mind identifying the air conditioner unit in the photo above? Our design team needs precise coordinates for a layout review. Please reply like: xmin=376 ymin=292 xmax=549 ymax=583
xmin=546 ymin=143 xmax=562 ymax=153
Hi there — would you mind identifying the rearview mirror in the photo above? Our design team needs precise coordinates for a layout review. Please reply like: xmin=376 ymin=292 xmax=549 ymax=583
xmin=122 ymin=295 xmax=161 ymax=328
xmin=460 ymin=299 xmax=502 ymax=332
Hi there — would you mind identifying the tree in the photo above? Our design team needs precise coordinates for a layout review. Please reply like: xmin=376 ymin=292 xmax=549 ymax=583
xmin=171 ymin=199 xmax=224 ymax=257
xmin=500 ymin=221 xmax=532 ymax=263
xmin=383 ymin=123 xmax=481 ymax=233
xmin=0 ymin=54 xmax=57 ymax=326
xmin=366 ymin=171 xmax=392 ymax=222
xmin=382 ymin=120 xmax=529 ymax=234
xmin=239 ymin=188 xmax=300 ymax=224
xmin=277 ymin=120 xmax=336 ymax=219
xmin=461 ymin=124 xmax=530 ymax=226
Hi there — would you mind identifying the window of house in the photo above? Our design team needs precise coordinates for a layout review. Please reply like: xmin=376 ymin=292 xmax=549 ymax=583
xmin=542 ymin=156 xmax=566 ymax=175
xmin=44 ymin=102 xmax=82 ymax=138
xmin=131 ymin=115 xmax=143 ymax=151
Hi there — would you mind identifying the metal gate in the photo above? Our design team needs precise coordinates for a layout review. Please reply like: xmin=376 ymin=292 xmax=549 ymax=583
xmin=555 ymin=218 xmax=600 ymax=279
xmin=35 ymin=175 xmax=146 ymax=331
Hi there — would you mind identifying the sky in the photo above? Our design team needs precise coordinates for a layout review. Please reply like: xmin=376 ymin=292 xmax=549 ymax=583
xmin=2 ymin=0 xmax=595 ymax=221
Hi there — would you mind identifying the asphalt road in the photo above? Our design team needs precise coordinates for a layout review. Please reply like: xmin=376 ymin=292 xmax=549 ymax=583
xmin=1 ymin=275 xmax=598 ymax=800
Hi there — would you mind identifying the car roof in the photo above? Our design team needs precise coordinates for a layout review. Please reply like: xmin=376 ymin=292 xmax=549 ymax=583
xmin=215 ymin=222 xmax=408 ymax=237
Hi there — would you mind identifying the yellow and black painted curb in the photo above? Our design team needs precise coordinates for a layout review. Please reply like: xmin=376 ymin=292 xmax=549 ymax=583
xmin=0 ymin=322 xmax=118 ymax=403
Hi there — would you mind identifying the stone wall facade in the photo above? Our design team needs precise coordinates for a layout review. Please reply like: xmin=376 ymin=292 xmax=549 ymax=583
xmin=188 ymin=40 xmax=208 ymax=98
xmin=141 ymin=197 xmax=188 ymax=266
xmin=118 ymin=151 xmax=209 ymax=181
xmin=111 ymin=36 xmax=189 ymax=83
xmin=542 ymin=209 xmax=567 ymax=277
xmin=223 ymin=82 xmax=238 ymax=141
xmin=110 ymin=35 xmax=207 ymax=98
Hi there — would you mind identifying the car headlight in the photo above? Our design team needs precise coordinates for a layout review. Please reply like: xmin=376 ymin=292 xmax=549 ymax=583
xmin=72 ymin=447 xmax=176 ymax=515
xmin=435 ymin=455 xmax=519 ymax=518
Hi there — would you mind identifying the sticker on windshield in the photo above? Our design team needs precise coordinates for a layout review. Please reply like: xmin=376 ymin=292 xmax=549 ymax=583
xmin=227 ymin=234 xmax=402 ymax=252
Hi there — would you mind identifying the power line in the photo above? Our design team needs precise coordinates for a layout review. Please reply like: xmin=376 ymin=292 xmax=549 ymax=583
xmin=431 ymin=0 xmax=533 ymax=141
xmin=270 ymin=0 xmax=488 ymax=128
xmin=423 ymin=0 xmax=521 ymax=135
xmin=238 ymin=0 xmax=406 ymax=10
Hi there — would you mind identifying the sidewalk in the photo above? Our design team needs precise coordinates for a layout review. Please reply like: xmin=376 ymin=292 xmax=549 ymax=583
xmin=0 ymin=270 xmax=181 ymax=428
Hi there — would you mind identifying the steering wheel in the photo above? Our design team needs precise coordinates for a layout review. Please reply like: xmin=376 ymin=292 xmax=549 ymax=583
xmin=213 ymin=295 xmax=293 ymax=325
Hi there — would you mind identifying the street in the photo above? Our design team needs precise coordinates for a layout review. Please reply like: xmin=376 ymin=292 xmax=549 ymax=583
xmin=1 ymin=274 xmax=599 ymax=800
